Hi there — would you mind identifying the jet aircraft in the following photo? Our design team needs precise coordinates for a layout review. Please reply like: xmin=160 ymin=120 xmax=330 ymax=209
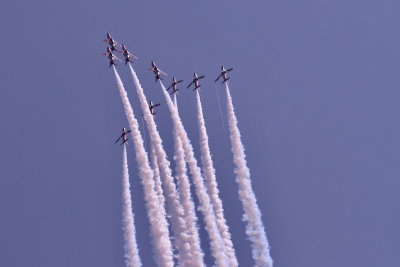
xmin=102 ymin=47 xmax=122 ymax=67
xmin=103 ymin=33 xmax=121 ymax=52
xmin=115 ymin=127 xmax=131 ymax=145
xmin=120 ymin=44 xmax=137 ymax=65
xmin=215 ymin=66 xmax=233 ymax=83
xmin=149 ymin=101 xmax=160 ymax=115
xmin=167 ymin=77 xmax=183 ymax=95
xmin=148 ymin=61 xmax=167 ymax=82
xmin=187 ymin=73 xmax=205 ymax=90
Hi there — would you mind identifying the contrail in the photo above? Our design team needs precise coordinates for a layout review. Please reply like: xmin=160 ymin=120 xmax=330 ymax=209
xmin=225 ymin=83 xmax=273 ymax=267
xmin=141 ymin=116 xmax=147 ymax=151
xmin=195 ymin=90 xmax=238 ymax=267
xmin=121 ymin=145 xmax=142 ymax=267
xmin=128 ymin=64 xmax=190 ymax=265
xmin=112 ymin=67 xmax=174 ymax=267
xmin=215 ymin=86 xmax=227 ymax=135
xmin=172 ymin=94 xmax=205 ymax=266
xmin=150 ymin=147 xmax=166 ymax=212
xmin=160 ymin=81 xmax=229 ymax=267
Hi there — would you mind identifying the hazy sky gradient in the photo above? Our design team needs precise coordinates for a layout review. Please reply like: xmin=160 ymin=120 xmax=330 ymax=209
xmin=0 ymin=0 xmax=399 ymax=266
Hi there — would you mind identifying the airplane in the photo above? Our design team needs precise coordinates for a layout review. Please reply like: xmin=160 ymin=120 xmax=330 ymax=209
xmin=215 ymin=66 xmax=233 ymax=84
xmin=103 ymin=32 xmax=121 ymax=52
xmin=187 ymin=73 xmax=205 ymax=90
xmin=115 ymin=127 xmax=132 ymax=145
xmin=149 ymin=101 xmax=160 ymax=115
xmin=148 ymin=61 xmax=167 ymax=82
xmin=166 ymin=77 xmax=183 ymax=95
xmin=120 ymin=44 xmax=138 ymax=65
xmin=102 ymin=47 xmax=122 ymax=67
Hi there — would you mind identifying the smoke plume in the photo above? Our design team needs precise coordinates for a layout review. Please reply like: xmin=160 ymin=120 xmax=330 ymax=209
xmin=113 ymin=67 xmax=174 ymax=267
xmin=225 ymin=83 xmax=273 ymax=267
xmin=173 ymin=95 xmax=205 ymax=266
xmin=160 ymin=81 xmax=229 ymax=267
xmin=128 ymin=64 xmax=190 ymax=265
xmin=196 ymin=90 xmax=238 ymax=266
xmin=121 ymin=145 xmax=142 ymax=267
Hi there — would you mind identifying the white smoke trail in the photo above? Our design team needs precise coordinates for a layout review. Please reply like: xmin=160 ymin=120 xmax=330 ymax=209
xmin=128 ymin=64 xmax=190 ymax=265
xmin=196 ymin=90 xmax=238 ymax=267
xmin=160 ymin=81 xmax=229 ymax=267
xmin=216 ymin=86 xmax=227 ymax=135
xmin=150 ymin=147 xmax=166 ymax=212
xmin=173 ymin=94 xmax=177 ymax=109
xmin=225 ymin=83 xmax=273 ymax=267
xmin=172 ymin=95 xmax=205 ymax=266
xmin=121 ymin=145 xmax=142 ymax=267
xmin=112 ymin=67 xmax=174 ymax=267
xmin=141 ymin=116 xmax=147 ymax=151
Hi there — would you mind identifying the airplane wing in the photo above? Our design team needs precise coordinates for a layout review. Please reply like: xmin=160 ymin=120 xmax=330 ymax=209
xmin=199 ymin=75 xmax=205 ymax=79
xmin=177 ymin=80 xmax=183 ymax=83
xmin=154 ymin=103 xmax=160 ymax=107
xmin=114 ymin=56 xmax=123 ymax=62
xmin=159 ymin=69 xmax=167 ymax=76
xmin=227 ymin=68 xmax=233 ymax=72
xmin=127 ymin=130 xmax=132 ymax=133
xmin=215 ymin=74 xmax=223 ymax=82
xmin=113 ymin=41 xmax=122 ymax=47
xmin=187 ymin=80 xmax=194 ymax=88
xmin=166 ymin=84 xmax=173 ymax=90
xmin=128 ymin=52 xmax=138 ymax=59
xmin=115 ymin=136 xmax=122 ymax=143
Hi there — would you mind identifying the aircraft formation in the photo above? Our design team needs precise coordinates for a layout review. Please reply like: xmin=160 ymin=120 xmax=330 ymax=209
xmin=102 ymin=33 xmax=138 ymax=67
xmin=104 ymin=32 xmax=274 ymax=267
xmin=102 ymin=33 xmax=233 ymax=92
xmin=103 ymin=32 xmax=233 ymax=144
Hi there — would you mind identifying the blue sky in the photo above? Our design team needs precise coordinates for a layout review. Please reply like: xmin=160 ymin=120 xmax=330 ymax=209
xmin=0 ymin=0 xmax=399 ymax=266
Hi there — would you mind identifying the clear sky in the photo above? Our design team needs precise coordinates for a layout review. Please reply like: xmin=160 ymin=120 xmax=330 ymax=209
xmin=0 ymin=0 xmax=399 ymax=266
